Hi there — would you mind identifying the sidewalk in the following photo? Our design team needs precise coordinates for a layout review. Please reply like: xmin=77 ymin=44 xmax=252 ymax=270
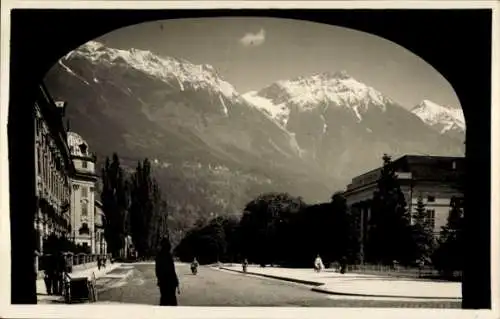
xmin=219 ymin=265 xmax=462 ymax=301
xmin=37 ymin=262 xmax=122 ymax=304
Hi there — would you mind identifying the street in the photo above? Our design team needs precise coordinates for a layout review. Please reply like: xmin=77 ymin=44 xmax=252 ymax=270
xmin=96 ymin=263 xmax=461 ymax=308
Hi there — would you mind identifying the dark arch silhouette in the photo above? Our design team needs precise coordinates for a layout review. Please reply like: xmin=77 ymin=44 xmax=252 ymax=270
xmin=8 ymin=9 xmax=491 ymax=308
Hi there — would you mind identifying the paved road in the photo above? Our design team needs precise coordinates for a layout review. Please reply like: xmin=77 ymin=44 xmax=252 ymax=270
xmin=96 ymin=263 xmax=460 ymax=308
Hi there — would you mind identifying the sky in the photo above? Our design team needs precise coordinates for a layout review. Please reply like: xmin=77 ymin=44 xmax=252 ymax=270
xmin=96 ymin=17 xmax=461 ymax=110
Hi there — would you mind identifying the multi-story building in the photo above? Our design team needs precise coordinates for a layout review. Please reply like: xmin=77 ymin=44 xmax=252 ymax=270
xmin=343 ymin=155 xmax=464 ymax=263
xmin=67 ymin=131 xmax=99 ymax=253
xmin=34 ymin=84 xmax=74 ymax=268
xmin=94 ymin=200 xmax=107 ymax=255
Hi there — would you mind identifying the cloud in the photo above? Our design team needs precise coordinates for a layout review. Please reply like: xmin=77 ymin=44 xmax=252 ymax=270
xmin=239 ymin=29 xmax=266 ymax=47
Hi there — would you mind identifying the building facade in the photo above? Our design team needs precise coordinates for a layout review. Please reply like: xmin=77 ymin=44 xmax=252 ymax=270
xmin=343 ymin=155 xmax=464 ymax=263
xmin=34 ymin=85 xmax=74 ymax=268
xmin=67 ymin=132 xmax=99 ymax=254
xmin=94 ymin=200 xmax=107 ymax=255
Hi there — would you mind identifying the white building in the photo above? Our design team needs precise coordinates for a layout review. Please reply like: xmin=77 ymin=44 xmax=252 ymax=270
xmin=33 ymin=85 xmax=73 ymax=270
xmin=343 ymin=155 xmax=464 ymax=263
xmin=67 ymin=132 xmax=99 ymax=253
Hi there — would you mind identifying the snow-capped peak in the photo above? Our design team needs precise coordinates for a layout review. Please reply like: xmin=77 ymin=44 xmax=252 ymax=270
xmin=242 ymin=70 xmax=392 ymax=126
xmin=411 ymin=99 xmax=465 ymax=133
xmin=63 ymin=41 xmax=238 ymax=99
xmin=274 ymin=70 xmax=390 ymax=108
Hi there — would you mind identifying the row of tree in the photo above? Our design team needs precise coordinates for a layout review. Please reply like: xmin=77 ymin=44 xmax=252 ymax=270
xmin=100 ymin=153 xmax=170 ymax=259
xmin=174 ymin=154 xmax=464 ymax=275
xmin=175 ymin=191 xmax=357 ymax=267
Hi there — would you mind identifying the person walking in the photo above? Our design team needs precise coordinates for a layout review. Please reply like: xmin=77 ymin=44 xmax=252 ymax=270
xmin=55 ymin=252 xmax=66 ymax=295
xmin=242 ymin=258 xmax=248 ymax=273
xmin=190 ymin=257 xmax=199 ymax=275
xmin=43 ymin=254 xmax=53 ymax=295
xmin=340 ymin=256 xmax=347 ymax=274
xmin=314 ymin=254 xmax=324 ymax=273
xmin=50 ymin=253 xmax=61 ymax=295
xmin=97 ymin=256 xmax=102 ymax=271
xmin=155 ymin=237 xmax=180 ymax=306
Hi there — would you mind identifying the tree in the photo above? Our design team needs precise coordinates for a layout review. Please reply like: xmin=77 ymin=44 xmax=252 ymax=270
xmin=432 ymin=196 xmax=464 ymax=276
xmin=411 ymin=194 xmax=435 ymax=264
xmin=331 ymin=192 xmax=359 ymax=263
xmin=129 ymin=158 xmax=169 ymax=258
xmin=174 ymin=215 xmax=239 ymax=264
xmin=101 ymin=153 xmax=129 ymax=258
xmin=238 ymin=192 xmax=305 ymax=266
xmin=367 ymin=154 xmax=414 ymax=265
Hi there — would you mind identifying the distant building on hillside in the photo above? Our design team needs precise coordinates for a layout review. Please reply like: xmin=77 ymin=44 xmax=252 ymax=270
xmin=343 ymin=154 xmax=464 ymax=263
xmin=67 ymin=131 xmax=99 ymax=253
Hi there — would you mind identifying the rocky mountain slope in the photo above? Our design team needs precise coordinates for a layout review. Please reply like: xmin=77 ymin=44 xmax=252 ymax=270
xmin=243 ymin=71 xmax=464 ymax=182
xmin=411 ymin=99 xmax=465 ymax=141
xmin=43 ymin=41 xmax=465 ymax=239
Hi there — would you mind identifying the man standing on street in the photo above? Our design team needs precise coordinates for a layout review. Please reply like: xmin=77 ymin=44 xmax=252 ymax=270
xmin=155 ymin=236 xmax=180 ymax=306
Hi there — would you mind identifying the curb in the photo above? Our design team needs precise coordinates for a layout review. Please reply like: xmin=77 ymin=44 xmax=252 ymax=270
xmin=220 ymin=267 xmax=462 ymax=301
xmin=310 ymin=287 xmax=462 ymax=301
xmin=220 ymin=267 xmax=323 ymax=286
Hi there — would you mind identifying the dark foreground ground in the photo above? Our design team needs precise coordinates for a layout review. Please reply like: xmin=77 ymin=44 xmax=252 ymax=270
xmin=96 ymin=263 xmax=461 ymax=308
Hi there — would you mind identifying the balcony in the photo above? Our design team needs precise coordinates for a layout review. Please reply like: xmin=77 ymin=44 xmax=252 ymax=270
xmin=79 ymin=224 xmax=90 ymax=235
xmin=60 ymin=200 xmax=70 ymax=213
xmin=396 ymin=172 xmax=412 ymax=180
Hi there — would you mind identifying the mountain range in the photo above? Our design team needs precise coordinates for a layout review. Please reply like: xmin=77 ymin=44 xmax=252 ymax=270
xmin=43 ymin=41 xmax=465 ymax=242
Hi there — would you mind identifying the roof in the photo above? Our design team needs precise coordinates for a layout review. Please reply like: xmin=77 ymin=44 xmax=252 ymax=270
xmin=393 ymin=155 xmax=464 ymax=183
xmin=37 ymin=83 xmax=75 ymax=174
xmin=346 ymin=154 xmax=464 ymax=192
xmin=67 ymin=131 xmax=90 ymax=157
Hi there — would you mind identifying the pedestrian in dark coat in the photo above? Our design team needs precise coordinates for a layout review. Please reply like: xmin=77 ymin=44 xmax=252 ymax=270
xmin=43 ymin=254 xmax=53 ymax=295
xmin=49 ymin=253 xmax=60 ymax=295
xmin=54 ymin=253 xmax=65 ymax=295
xmin=97 ymin=256 xmax=102 ymax=271
xmin=340 ymin=256 xmax=347 ymax=274
xmin=155 ymin=237 xmax=180 ymax=306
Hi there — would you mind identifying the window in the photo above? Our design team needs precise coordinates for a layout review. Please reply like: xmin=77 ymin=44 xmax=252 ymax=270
xmin=79 ymin=223 xmax=90 ymax=235
xmin=426 ymin=209 xmax=436 ymax=229
xmin=82 ymin=242 xmax=90 ymax=253
xmin=82 ymin=161 xmax=88 ymax=168
xmin=81 ymin=186 xmax=88 ymax=198
xmin=81 ymin=204 xmax=88 ymax=216
xmin=36 ymin=148 xmax=42 ymax=177
xmin=427 ymin=195 xmax=435 ymax=203
xmin=79 ymin=143 xmax=88 ymax=155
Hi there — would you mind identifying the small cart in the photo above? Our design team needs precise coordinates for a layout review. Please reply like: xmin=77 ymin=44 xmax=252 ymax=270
xmin=63 ymin=272 xmax=98 ymax=304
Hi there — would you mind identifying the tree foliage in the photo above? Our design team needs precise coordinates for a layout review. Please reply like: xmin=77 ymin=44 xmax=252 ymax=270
xmin=129 ymin=159 xmax=168 ymax=257
xmin=432 ymin=196 xmax=464 ymax=275
xmin=411 ymin=194 xmax=436 ymax=264
xmin=367 ymin=154 xmax=414 ymax=265
xmin=174 ymin=191 xmax=355 ymax=268
xmin=100 ymin=154 xmax=170 ymax=259
xmin=101 ymin=154 xmax=129 ymax=257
